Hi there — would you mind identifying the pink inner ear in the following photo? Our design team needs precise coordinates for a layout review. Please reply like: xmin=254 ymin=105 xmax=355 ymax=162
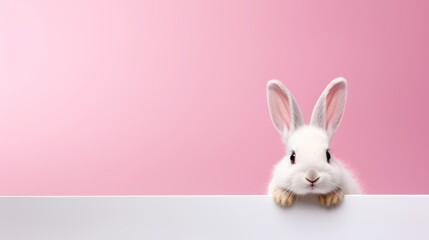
xmin=325 ymin=83 xmax=345 ymax=130
xmin=270 ymin=86 xmax=291 ymax=131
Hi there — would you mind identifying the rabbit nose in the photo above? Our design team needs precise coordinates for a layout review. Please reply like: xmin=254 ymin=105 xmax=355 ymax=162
xmin=305 ymin=169 xmax=320 ymax=183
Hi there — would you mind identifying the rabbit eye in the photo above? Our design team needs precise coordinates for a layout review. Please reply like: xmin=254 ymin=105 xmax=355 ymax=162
xmin=326 ymin=150 xmax=331 ymax=163
xmin=290 ymin=151 xmax=296 ymax=164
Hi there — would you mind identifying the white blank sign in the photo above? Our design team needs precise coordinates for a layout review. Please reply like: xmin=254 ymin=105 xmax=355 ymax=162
xmin=0 ymin=195 xmax=428 ymax=239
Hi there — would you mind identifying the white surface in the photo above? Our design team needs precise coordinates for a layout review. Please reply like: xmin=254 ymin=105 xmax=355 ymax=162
xmin=0 ymin=195 xmax=428 ymax=240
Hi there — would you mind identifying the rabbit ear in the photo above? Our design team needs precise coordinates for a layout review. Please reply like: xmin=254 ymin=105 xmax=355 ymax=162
xmin=267 ymin=80 xmax=304 ymax=139
xmin=310 ymin=77 xmax=347 ymax=137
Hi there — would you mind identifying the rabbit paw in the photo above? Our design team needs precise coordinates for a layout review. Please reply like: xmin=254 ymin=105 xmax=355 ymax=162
xmin=273 ymin=188 xmax=297 ymax=207
xmin=318 ymin=189 xmax=344 ymax=208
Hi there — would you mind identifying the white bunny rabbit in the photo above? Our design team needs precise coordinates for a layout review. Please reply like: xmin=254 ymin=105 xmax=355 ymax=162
xmin=267 ymin=77 xmax=362 ymax=208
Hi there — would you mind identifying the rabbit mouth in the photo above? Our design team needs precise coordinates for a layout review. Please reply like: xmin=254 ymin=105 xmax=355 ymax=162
xmin=308 ymin=182 xmax=319 ymax=190
xmin=305 ymin=183 xmax=330 ymax=194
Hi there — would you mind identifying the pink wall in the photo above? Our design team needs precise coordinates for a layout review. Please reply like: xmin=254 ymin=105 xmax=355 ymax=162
xmin=0 ymin=0 xmax=428 ymax=195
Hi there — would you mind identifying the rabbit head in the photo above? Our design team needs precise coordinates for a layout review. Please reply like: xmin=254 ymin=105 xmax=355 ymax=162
xmin=267 ymin=78 xmax=349 ymax=195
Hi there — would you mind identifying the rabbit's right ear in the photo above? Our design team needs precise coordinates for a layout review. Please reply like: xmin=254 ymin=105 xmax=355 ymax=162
xmin=267 ymin=80 xmax=304 ymax=139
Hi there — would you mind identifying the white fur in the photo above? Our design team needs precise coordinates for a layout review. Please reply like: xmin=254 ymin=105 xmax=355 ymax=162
xmin=267 ymin=77 xmax=362 ymax=196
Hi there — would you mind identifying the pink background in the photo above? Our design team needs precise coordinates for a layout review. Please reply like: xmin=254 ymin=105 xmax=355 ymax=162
xmin=0 ymin=0 xmax=428 ymax=195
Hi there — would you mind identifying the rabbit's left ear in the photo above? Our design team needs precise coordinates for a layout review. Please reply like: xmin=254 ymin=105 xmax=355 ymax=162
xmin=310 ymin=77 xmax=348 ymax=137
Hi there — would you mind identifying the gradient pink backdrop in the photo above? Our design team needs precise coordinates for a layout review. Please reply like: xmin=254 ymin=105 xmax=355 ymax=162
xmin=0 ymin=0 xmax=428 ymax=195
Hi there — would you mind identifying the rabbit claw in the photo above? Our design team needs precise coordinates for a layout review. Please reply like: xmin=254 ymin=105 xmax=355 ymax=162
xmin=318 ymin=188 xmax=344 ymax=207
xmin=273 ymin=188 xmax=297 ymax=207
